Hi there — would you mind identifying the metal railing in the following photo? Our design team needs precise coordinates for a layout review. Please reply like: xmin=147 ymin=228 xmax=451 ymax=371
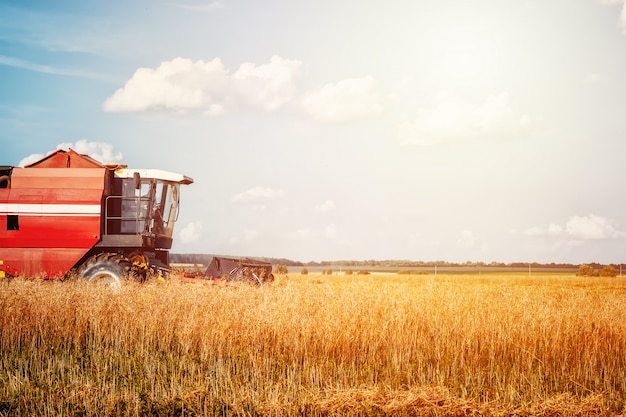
xmin=104 ymin=195 xmax=151 ymax=235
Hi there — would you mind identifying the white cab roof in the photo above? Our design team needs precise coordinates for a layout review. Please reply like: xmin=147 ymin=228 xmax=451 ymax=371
xmin=114 ymin=168 xmax=194 ymax=185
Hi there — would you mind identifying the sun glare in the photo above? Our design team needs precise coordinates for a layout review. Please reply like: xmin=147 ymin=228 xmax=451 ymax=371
xmin=440 ymin=38 xmax=488 ymax=81
xmin=422 ymin=10 xmax=505 ymax=88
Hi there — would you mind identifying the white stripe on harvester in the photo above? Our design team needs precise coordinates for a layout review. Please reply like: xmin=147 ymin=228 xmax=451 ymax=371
xmin=0 ymin=203 xmax=101 ymax=216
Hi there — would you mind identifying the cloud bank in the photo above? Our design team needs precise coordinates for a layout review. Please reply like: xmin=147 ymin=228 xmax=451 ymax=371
xmin=400 ymin=92 xmax=534 ymax=145
xmin=524 ymin=214 xmax=625 ymax=240
xmin=103 ymin=55 xmax=301 ymax=115
xmin=102 ymin=56 xmax=384 ymax=123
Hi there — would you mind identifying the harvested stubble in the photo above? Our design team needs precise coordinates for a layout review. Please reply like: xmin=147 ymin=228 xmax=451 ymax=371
xmin=0 ymin=273 xmax=625 ymax=416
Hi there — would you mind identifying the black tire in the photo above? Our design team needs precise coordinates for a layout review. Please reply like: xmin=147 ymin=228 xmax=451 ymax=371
xmin=0 ymin=175 xmax=10 ymax=189
xmin=79 ymin=253 xmax=132 ymax=289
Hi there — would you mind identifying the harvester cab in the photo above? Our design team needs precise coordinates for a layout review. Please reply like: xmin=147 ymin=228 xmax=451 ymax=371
xmin=102 ymin=167 xmax=193 ymax=270
xmin=113 ymin=169 xmax=189 ymax=241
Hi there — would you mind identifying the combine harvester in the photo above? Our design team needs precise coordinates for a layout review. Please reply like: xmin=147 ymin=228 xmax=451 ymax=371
xmin=0 ymin=149 xmax=273 ymax=286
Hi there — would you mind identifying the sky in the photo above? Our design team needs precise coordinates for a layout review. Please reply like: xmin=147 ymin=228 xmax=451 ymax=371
xmin=2 ymin=0 xmax=626 ymax=264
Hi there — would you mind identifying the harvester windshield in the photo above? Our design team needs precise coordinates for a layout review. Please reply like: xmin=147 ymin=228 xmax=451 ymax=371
xmin=119 ymin=179 xmax=179 ymax=238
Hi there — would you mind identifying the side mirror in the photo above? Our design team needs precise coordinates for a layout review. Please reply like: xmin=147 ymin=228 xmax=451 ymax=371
xmin=133 ymin=172 xmax=141 ymax=190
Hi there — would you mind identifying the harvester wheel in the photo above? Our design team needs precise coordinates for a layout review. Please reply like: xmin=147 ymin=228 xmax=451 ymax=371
xmin=79 ymin=253 xmax=132 ymax=289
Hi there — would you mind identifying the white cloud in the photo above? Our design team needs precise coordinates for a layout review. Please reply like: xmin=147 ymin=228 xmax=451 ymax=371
xmin=179 ymin=221 xmax=203 ymax=243
xmin=400 ymin=92 xmax=535 ymax=145
xmin=300 ymin=76 xmax=383 ymax=122
xmin=103 ymin=55 xmax=386 ymax=122
xmin=315 ymin=199 xmax=335 ymax=212
xmin=232 ymin=55 xmax=302 ymax=111
xmin=18 ymin=153 xmax=46 ymax=167
xmin=524 ymin=214 xmax=624 ymax=240
xmin=565 ymin=214 xmax=624 ymax=240
xmin=63 ymin=139 xmax=123 ymax=163
xmin=103 ymin=55 xmax=301 ymax=114
xmin=103 ymin=57 xmax=228 ymax=113
xmin=18 ymin=139 xmax=123 ymax=166
xmin=231 ymin=186 xmax=285 ymax=202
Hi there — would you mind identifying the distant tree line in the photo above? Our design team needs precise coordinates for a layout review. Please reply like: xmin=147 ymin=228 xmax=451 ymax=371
xmin=170 ymin=254 xmax=619 ymax=271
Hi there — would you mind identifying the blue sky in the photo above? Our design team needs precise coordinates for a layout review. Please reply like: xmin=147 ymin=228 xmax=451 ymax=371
xmin=2 ymin=0 xmax=626 ymax=264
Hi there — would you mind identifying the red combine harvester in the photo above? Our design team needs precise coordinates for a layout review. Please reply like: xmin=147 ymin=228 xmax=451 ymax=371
xmin=0 ymin=149 xmax=193 ymax=286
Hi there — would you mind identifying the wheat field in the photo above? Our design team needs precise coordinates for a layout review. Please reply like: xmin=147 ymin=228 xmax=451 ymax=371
xmin=1 ymin=273 xmax=625 ymax=416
